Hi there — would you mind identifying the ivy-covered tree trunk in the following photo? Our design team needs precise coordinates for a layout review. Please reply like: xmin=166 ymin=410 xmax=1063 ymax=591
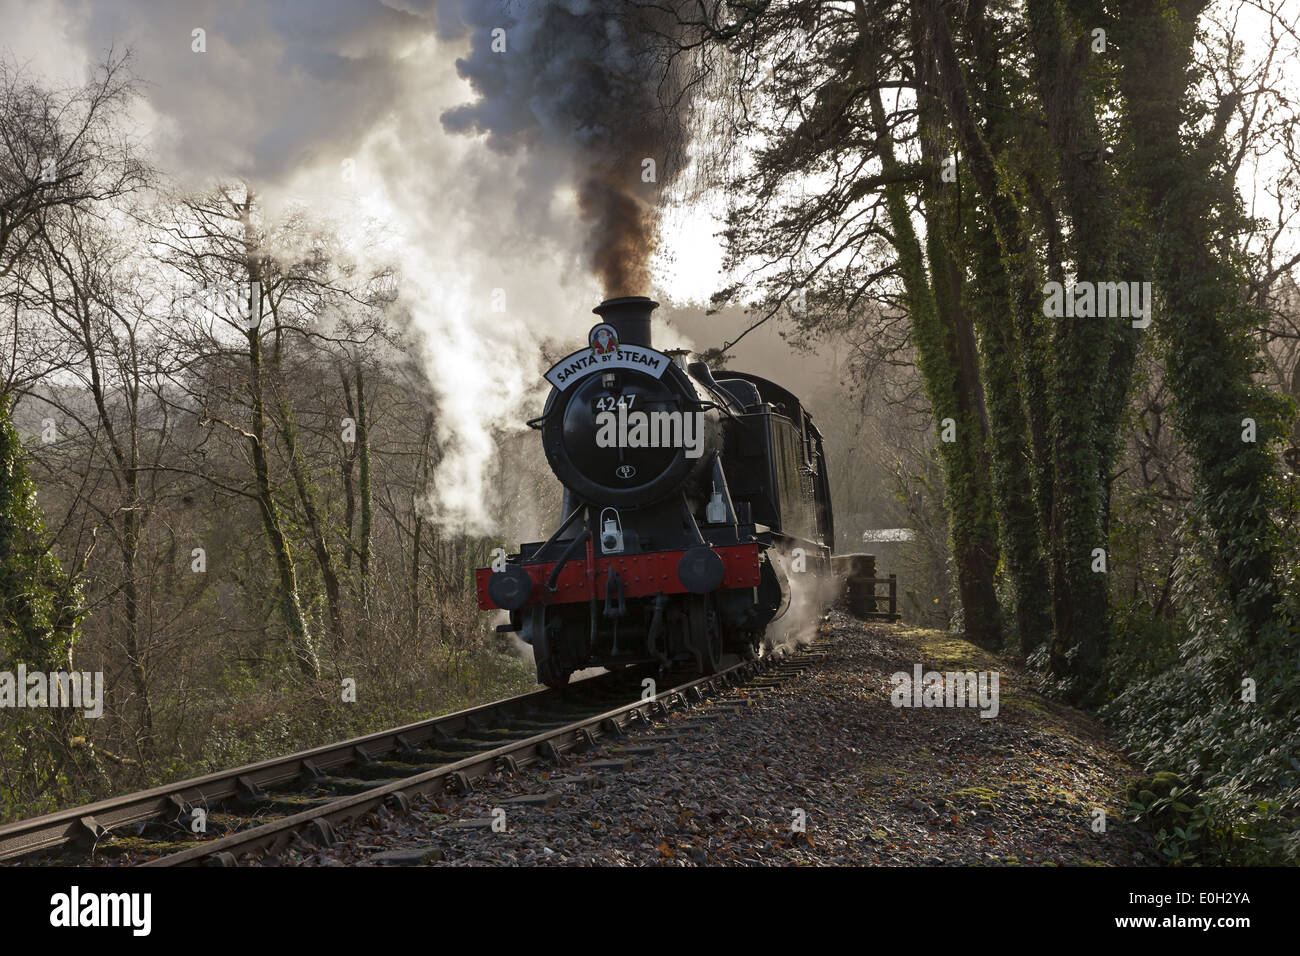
xmin=339 ymin=364 xmax=359 ymax=571
xmin=922 ymin=0 xmax=1142 ymax=695
xmin=119 ymin=503 xmax=153 ymax=755
xmin=241 ymin=199 xmax=318 ymax=678
xmin=915 ymin=0 xmax=1057 ymax=572
xmin=247 ymin=321 xmax=319 ymax=678
xmin=1023 ymin=0 xmax=1130 ymax=697
xmin=1115 ymin=0 xmax=1293 ymax=683
xmin=0 ymin=398 xmax=85 ymax=807
xmin=264 ymin=299 xmax=345 ymax=654
xmin=356 ymin=365 xmax=373 ymax=626
xmin=275 ymin=395 xmax=345 ymax=655
xmin=913 ymin=42 xmax=1004 ymax=649
xmin=410 ymin=411 xmax=434 ymax=639
xmin=966 ymin=210 xmax=1055 ymax=653
xmin=0 ymin=398 xmax=80 ymax=670
xmin=867 ymin=76 xmax=1003 ymax=648
xmin=959 ymin=0 xmax=1055 ymax=654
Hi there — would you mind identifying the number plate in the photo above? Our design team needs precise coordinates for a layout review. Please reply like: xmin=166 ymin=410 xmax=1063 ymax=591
xmin=593 ymin=395 xmax=637 ymax=413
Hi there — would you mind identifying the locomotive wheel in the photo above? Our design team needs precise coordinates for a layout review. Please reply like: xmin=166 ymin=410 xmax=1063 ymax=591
xmin=530 ymin=608 xmax=573 ymax=689
xmin=537 ymin=657 xmax=572 ymax=689
xmin=688 ymin=595 xmax=723 ymax=675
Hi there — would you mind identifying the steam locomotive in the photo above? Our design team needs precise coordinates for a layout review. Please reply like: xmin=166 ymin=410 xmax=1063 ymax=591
xmin=476 ymin=296 xmax=834 ymax=687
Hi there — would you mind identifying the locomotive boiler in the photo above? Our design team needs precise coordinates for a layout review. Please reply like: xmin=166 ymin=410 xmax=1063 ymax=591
xmin=475 ymin=296 xmax=834 ymax=687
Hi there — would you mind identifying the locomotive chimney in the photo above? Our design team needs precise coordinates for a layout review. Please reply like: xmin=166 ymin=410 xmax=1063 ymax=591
xmin=593 ymin=296 xmax=658 ymax=348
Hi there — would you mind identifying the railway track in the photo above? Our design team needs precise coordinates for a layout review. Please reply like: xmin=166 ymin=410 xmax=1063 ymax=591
xmin=0 ymin=641 xmax=827 ymax=867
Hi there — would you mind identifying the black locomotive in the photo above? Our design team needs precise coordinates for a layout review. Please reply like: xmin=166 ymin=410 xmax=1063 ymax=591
xmin=476 ymin=296 xmax=834 ymax=687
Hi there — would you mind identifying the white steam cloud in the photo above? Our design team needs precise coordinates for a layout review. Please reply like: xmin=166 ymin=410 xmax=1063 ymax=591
xmin=2 ymin=0 xmax=699 ymax=534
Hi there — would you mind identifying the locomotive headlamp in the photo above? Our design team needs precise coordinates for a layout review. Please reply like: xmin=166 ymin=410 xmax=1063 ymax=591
xmin=706 ymin=483 xmax=727 ymax=524
xmin=600 ymin=507 xmax=625 ymax=553
xmin=601 ymin=372 xmax=618 ymax=389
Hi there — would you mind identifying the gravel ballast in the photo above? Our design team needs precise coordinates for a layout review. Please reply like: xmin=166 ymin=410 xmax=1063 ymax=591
xmin=277 ymin=610 xmax=1154 ymax=866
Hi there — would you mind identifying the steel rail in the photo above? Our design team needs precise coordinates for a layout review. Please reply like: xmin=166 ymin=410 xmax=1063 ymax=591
xmin=146 ymin=658 xmax=767 ymax=866
xmin=0 ymin=668 xmax=641 ymax=863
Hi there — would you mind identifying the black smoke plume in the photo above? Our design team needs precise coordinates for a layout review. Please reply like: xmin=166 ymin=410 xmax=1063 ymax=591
xmin=439 ymin=0 xmax=694 ymax=295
